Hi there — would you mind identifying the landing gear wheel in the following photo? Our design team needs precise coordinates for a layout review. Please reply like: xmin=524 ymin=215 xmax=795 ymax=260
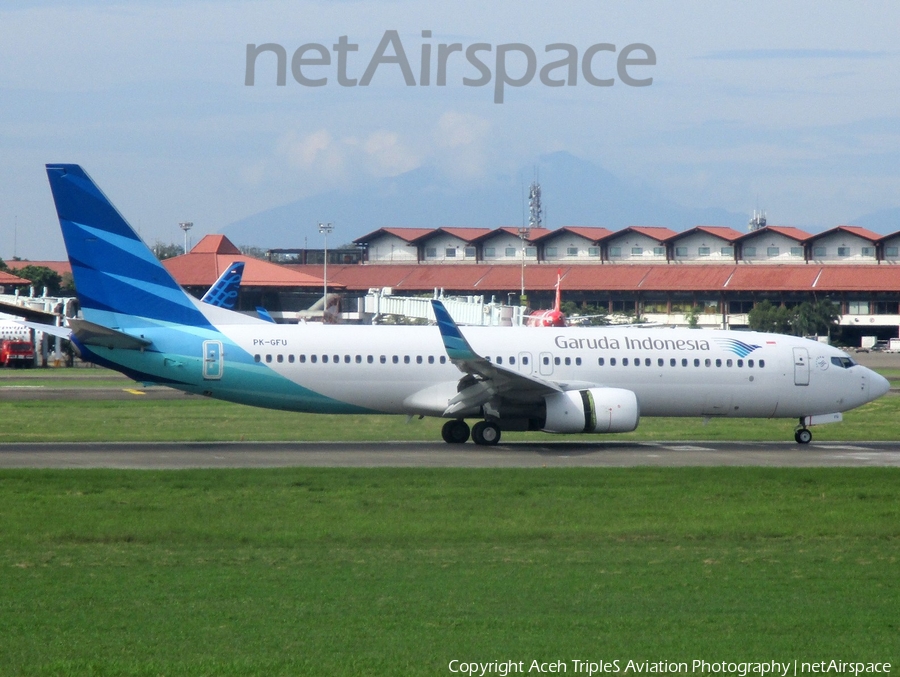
xmin=472 ymin=420 xmax=501 ymax=446
xmin=441 ymin=419 xmax=470 ymax=444
xmin=794 ymin=428 xmax=812 ymax=445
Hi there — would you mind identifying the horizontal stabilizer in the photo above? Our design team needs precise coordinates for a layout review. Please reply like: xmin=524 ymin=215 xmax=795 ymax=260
xmin=14 ymin=320 xmax=73 ymax=341
xmin=68 ymin=318 xmax=152 ymax=350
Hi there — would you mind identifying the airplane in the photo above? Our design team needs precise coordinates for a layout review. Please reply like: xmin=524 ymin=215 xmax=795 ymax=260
xmin=45 ymin=164 xmax=890 ymax=446
xmin=525 ymin=270 xmax=567 ymax=327
xmin=201 ymin=262 xmax=244 ymax=309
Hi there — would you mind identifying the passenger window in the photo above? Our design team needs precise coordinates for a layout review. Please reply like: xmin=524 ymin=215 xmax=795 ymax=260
xmin=564 ymin=357 xmax=571 ymax=366
xmin=510 ymin=356 xmax=516 ymax=365
xmin=705 ymin=359 xmax=711 ymax=367
xmin=311 ymin=355 xmax=317 ymax=363
xmin=440 ymin=356 xmax=447 ymax=364
xmin=277 ymin=354 xmax=283 ymax=363
xmin=694 ymin=359 xmax=700 ymax=367
xmin=598 ymin=357 xmax=605 ymax=366
xmin=300 ymin=355 xmax=307 ymax=363
xmin=623 ymin=358 xmax=630 ymax=366
xmin=759 ymin=360 xmax=765 ymax=368
xmin=610 ymin=358 xmax=617 ymax=366
xmin=715 ymin=359 xmax=721 ymax=367
xmin=748 ymin=359 xmax=754 ymax=368
xmin=575 ymin=357 xmax=582 ymax=366
xmin=367 ymin=355 xmax=373 ymax=364
xmin=356 ymin=355 xmax=362 ymax=363
xmin=380 ymin=355 xmax=386 ymax=364
xmin=522 ymin=356 xmax=529 ymax=365
xmin=554 ymin=357 xmax=561 ymax=365
xmin=288 ymin=355 xmax=295 ymax=363
xmin=659 ymin=358 xmax=665 ymax=367
xmin=669 ymin=358 xmax=676 ymax=367
xmin=428 ymin=356 xmax=434 ymax=364
xmin=344 ymin=355 xmax=351 ymax=364
xmin=392 ymin=356 xmax=399 ymax=364
xmin=404 ymin=356 xmax=410 ymax=364
xmin=322 ymin=355 xmax=329 ymax=363
xmin=737 ymin=359 xmax=743 ymax=367
xmin=497 ymin=356 xmax=503 ymax=365
xmin=334 ymin=355 xmax=339 ymax=363
xmin=265 ymin=355 xmax=272 ymax=363
xmin=645 ymin=358 xmax=651 ymax=367
xmin=682 ymin=358 xmax=687 ymax=367
xmin=726 ymin=359 xmax=732 ymax=367
xmin=543 ymin=356 xmax=550 ymax=365
xmin=254 ymin=354 xmax=261 ymax=363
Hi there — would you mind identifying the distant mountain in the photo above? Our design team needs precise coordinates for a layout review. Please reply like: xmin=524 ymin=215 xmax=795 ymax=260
xmin=222 ymin=151 xmax=749 ymax=248
xmin=850 ymin=206 xmax=900 ymax=234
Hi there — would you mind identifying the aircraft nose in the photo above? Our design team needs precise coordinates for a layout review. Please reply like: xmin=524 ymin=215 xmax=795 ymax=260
xmin=868 ymin=369 xmax=891 ymax=400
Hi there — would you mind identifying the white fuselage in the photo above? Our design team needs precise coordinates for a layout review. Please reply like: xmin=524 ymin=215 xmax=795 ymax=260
xmin=200 ymin=322 xmax=885 ymax=420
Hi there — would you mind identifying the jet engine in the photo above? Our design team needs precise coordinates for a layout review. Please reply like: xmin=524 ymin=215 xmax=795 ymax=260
xmin=542 ymin=388 xmax=639 ymax=434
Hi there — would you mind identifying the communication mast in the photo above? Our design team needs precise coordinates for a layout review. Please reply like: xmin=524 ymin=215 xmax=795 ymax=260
xmin=528 ymin=181 xmax=543 ymax=228
xmin=748 ymin=210 xmax=766 ymax=231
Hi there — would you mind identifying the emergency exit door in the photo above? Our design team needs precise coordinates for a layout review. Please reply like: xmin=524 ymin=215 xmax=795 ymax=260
xmin=202 ymin=340 xmax=224 ymax=380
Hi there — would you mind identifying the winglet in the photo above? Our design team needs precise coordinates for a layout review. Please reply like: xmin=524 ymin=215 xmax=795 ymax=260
xmin=431 ymin=300 xmax=479 ymax=361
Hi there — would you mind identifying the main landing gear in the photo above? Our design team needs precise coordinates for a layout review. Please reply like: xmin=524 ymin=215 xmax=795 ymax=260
xmin=794 ymin=425 xmax=812 ymax=445
xmin=441 ymin=419 xmax=502 ymax=446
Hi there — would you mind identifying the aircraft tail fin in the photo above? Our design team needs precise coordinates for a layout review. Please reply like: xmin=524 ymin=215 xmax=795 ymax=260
xmin=45 ymin=164 xmax=210 ymax=328
xmin=201 ymin=262 xmax=244 ymax=310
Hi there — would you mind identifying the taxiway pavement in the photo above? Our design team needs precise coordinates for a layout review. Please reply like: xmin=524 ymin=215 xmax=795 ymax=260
xmin=1 ymin=440 xmax=899 ymax=468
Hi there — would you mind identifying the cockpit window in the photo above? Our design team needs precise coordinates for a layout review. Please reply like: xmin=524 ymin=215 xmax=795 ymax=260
xmin=831 ymin=356 xmax=857 ymax=369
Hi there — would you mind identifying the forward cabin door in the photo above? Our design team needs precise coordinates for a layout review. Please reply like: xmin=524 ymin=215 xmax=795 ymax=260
xmin=792 ymin=347 xmax=809 ymax=386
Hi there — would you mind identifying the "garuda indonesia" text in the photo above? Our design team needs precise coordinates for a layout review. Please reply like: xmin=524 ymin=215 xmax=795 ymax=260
xmin=245 ymin=30 xmax=656 ymax=103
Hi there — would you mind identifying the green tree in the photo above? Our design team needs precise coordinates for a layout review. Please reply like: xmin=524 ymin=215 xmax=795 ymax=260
xmin=15 ymin=265 xmax=62 ymax=295
xmin=152 ymin=241 xmax=184 ymax=260
xmin=748 ymin=300 xmax=793 ymax=334
xmin=750 ymin=299 xmax=841 ymax=337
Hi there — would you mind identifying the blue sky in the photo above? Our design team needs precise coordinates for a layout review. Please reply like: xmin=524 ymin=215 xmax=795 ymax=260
xmin=1 ymin=1 xmax=898 ymax=259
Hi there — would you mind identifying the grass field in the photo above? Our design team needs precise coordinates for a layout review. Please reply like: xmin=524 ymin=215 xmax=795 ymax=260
xmin=1 ymin=393 xmax=899 ymax=443
xmin=1 ymin=468 xmax=898 ymax=676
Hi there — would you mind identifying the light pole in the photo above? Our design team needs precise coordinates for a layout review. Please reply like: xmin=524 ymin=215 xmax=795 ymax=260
xmin=179 ymin=222 xmax=193 ymax=255
xmin=318 ymin=222 xmax=333 ymax=306
xmin=517 ymin=225 xmax=530 ymax=303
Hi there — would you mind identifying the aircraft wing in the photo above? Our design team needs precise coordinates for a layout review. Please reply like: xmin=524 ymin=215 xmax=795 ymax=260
xmin=432 ymin=300 xmax=562 ymax=416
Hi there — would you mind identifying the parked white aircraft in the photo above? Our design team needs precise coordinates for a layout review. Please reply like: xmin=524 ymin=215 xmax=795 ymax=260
xmin=45 ymin=164 xmax=889 ymax=445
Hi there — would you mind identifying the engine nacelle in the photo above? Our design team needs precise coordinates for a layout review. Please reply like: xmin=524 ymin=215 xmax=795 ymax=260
xmin=543 ymin=388 xmax=640 ymax=434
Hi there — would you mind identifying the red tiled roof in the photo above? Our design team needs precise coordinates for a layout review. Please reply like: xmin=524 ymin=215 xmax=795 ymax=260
xmin=672 ymin=226 xmax=744 ymax=242
xmin=640 ymin=266 xmax=736 ymax=291
xmin=354 ymin=227 xmax=435 ymax=244
xmin=164 ymin=235 xmax=331 ymax=288
xmin=813 ymin=266 xmax=900 ymax=291
xmin=815 ymin=225 xmax=882 ymax=242
xmin=190 ymin=234 xmax=243 ymax=255
xmin=736 ymin=226 xmax=813 ymax=243
xmin=725 ymin=266 xmax=820 ymax=291
xmin=533 ymin=226 xmax=614 ymax=243
xmin=289 ymin=263 xmax=900 ymax=295
xmin=0 ymin=270 xmax=31 ymax=285
xmin=601 ymin=226 xmax=678 ymax=242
